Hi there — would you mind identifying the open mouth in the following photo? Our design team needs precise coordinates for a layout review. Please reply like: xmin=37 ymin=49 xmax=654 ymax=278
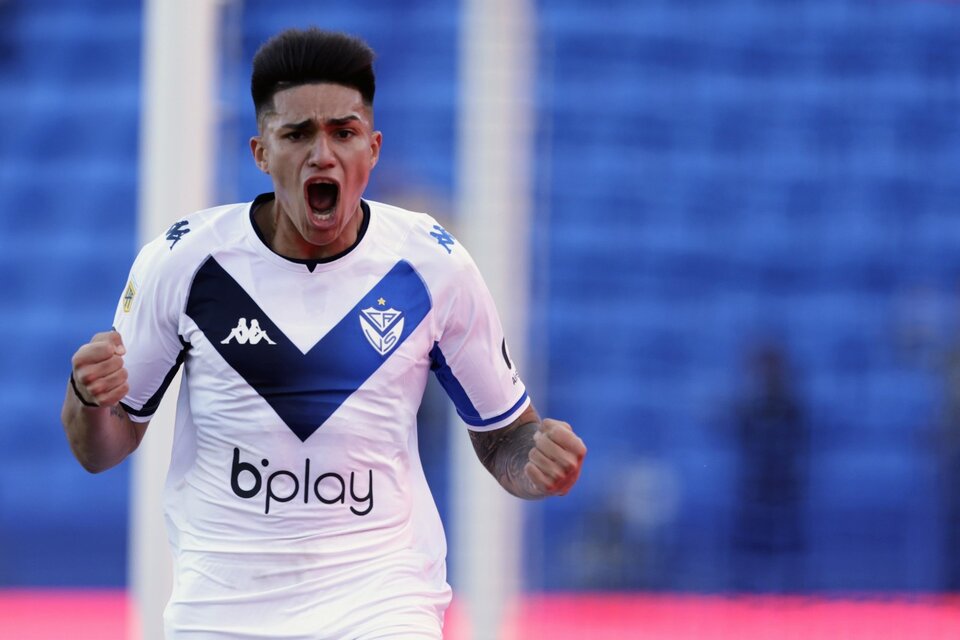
xmin=306 ymin=182 xmax=339 ymax=215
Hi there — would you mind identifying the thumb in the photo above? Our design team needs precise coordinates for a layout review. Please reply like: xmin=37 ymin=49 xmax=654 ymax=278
xmin=541 ymin=418 xmax=571 ymax=431
xmin=93 ymin=329 xmax=126 ymax=356
xmin=111 ymin=330 xmax=127 ymax=356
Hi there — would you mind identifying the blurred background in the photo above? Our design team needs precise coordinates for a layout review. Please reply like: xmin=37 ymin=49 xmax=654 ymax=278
xmin=3 ymin=0 xmax=960 ymax=638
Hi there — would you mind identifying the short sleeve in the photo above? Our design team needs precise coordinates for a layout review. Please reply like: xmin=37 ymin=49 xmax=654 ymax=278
xmin=112 ymin=240 xmax=189 ymax=422
xmin=429 ymin=258 xmax=529 ymax=431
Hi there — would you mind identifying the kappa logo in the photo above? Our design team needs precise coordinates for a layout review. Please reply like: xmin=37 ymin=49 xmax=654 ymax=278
xmin=166 ymin=220 xmax=191 ymax=249
xmin=221 ymin=317 xmax=277 ymax=345
xmin=429 ymin=224 xmax=455 ymax=254
xmin=359 ymin=298 xmax=404 ymax=356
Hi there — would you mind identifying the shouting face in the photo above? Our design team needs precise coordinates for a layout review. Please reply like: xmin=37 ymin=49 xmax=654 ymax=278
xmin=250 ymin=82 xmax=382 ymax=260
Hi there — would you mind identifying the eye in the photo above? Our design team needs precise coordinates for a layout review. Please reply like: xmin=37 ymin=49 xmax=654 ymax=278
xmin=335 ymin=129 xmax=356 ymax=140
xmin=284 ymin=130 xmax=305 ymax=141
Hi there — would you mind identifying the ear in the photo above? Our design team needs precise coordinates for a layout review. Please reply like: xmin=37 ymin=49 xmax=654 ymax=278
xmin=250 ymin=136 xmax=270 ymax=174
xmin=369 ymin=131 xmax=382 ymax=170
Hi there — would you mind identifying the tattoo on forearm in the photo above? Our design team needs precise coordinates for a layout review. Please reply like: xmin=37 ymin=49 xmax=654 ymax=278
xmin=109 ymin=404 xmax=127 ymax=420
xmin=469 ymin=423 xmax=544 ymax=500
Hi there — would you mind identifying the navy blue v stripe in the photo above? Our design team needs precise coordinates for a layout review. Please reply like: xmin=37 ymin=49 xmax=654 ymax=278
xmin=186 ymin=257 xmax=432 ymax=442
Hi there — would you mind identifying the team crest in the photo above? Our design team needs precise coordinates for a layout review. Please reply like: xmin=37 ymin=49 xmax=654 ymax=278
xmin=359 ymin=306 xmax=405 ymax=356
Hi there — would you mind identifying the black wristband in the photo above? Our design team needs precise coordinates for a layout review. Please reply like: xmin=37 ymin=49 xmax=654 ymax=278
xmin=70 ymin=374 xmax=100 ymax=408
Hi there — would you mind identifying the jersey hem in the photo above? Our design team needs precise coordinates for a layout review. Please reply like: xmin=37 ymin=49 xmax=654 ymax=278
xmin=464 ymin=392 xmax=530 ymax=432
xmin=120 ymin=401 xmax=153 ymax=423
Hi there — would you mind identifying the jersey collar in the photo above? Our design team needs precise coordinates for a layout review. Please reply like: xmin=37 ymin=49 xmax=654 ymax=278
xmin=247 ymin=192 xmax=371 ymax=273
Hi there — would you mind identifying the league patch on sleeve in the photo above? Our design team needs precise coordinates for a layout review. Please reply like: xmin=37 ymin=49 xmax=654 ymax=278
xmin=122 ymin=277 xmax=138 ymax=313
xmin=502 ymin=338 xmax=520 ymax=385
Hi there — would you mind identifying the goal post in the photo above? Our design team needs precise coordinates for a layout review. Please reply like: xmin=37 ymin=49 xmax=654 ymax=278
xmin=451 ymin=1 xmax=536 ymax=638
xmin=130 ymin=1 xmax=221 ymax=638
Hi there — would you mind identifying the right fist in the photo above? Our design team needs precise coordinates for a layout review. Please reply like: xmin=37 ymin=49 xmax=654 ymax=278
xmin=71 ymin=330 xmax=129 ymax=407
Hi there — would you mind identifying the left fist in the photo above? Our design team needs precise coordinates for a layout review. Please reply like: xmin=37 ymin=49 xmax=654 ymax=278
xmin=525 ymin=419 xmax=586 ymax=496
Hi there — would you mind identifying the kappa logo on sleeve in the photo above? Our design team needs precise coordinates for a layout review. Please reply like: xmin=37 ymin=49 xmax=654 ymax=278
xmin=165 ymin=220 xmax=191 ymax=249
xmin=429 ymin=224 xmax=456 ymax=254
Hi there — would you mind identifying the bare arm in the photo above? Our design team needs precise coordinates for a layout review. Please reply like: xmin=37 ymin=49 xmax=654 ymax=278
xmin=469 ymin=403 xmax=586 ymax=500
xmin=61 ymin=330 xmax=148 ymax=473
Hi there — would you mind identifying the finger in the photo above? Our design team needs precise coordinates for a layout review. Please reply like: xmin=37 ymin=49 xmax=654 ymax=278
xmin=529 ymin=446 xmax=582 ymax=494
xmin=525 ymin=460 xmax=572 ymax=496
xmin=541 ymin=418 xmax=572 ymax=433
xmin=524 ymin=462 xmax=551 ymax=494
xmin=72 ymin=341 xmax=124 ymax=370
xmin=529 ymin=447 xmax=565 ymax=482
xmin=85 ymin=366 xmax=129 ymax=403
xmin=533 ymin=430 xmax=581 ymax=475
xmin=91 ymin=382 xmax=130 ymax=408
xmin=541 ymin=421 xmax=587 ymax=458
xmin=75 ymin=354 xmax=126 ymax=387
xmin=91 ymin=330 xmax=126 ymax=356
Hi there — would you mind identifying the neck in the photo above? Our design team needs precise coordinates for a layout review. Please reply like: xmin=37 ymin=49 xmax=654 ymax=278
xmin=253 ymin=197 xmax=364 ymax=262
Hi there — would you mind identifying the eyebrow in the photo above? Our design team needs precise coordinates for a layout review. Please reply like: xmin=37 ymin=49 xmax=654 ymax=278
xmin=327 ymin=115 xmax=362 ymax=127
xmin=278 ymin=115 xmax=362 ymax=130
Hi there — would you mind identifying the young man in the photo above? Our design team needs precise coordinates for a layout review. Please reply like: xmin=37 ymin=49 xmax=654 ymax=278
xmin=62 ymin=28 xmax=585 ymax=639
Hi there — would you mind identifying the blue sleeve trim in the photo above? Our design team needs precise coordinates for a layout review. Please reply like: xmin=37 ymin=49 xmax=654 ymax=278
xmin=429 ymin=341 xmax=528 ymax=427
xmin=460 ymin=391 xmax=529 ymax=428
xmin=429 ymin=342 xmax=481 ymax=422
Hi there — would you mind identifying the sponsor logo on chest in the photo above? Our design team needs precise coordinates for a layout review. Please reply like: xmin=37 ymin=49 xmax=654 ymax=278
xmin=231 ymin=448 xmax=374 ymax=516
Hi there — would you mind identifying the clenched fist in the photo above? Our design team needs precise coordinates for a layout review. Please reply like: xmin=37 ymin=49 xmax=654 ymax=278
xmin=525 ymin=419 xmax=586 ymax=496
xmin=70 ymin=330 xmax=129 ymax=408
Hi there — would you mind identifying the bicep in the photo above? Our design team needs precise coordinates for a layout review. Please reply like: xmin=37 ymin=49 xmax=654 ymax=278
xmin=119 ymin=407 xmax=150 ymax=448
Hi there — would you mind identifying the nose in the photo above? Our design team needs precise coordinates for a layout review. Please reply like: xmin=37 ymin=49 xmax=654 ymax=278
xmin=308 ymin=134 xmax=336 ymax=168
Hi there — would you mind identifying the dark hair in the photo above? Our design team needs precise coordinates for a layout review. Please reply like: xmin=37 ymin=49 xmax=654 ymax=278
xmin=251 ymin=28 xmax=376 ymax=124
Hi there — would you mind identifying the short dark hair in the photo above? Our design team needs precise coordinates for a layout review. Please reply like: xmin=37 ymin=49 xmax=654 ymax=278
xmin=251 ymin=28 xmax=376 ymax=125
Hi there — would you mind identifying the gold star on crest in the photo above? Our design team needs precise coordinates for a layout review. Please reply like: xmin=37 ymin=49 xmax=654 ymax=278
xmin=377 ymin=297 xmax=386 ymax=306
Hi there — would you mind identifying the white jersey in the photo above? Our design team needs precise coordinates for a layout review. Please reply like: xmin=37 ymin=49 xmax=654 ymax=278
xmin=114 ymin=194 xmax=529 ymax=639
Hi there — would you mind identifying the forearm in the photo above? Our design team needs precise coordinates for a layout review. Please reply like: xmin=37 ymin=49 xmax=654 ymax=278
xmin=469 ymin=421 xmax=546 ymax=500
xmin=61 ymin=382 xmax=143 ymax=473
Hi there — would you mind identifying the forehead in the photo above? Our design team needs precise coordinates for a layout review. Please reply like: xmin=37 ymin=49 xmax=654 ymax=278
xmin=266 ymin=82 xmax=371 ymax=125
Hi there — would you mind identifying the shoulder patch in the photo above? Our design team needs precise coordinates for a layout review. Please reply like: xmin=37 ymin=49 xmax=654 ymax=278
xmin=122 ymin=278 xmax=137 ymax=312
xmin=165 ymin=220 xmax=191 ymax=249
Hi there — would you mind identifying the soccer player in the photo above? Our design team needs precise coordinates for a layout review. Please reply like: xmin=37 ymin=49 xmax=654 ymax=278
xmin=61 ymin=28 xmax=586 ymax=639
